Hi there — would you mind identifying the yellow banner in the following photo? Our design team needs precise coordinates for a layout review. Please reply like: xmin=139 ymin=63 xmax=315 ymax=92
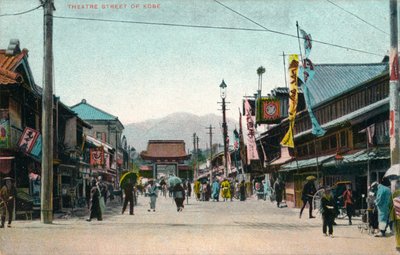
xmin=281 ymin=54 xmax=299 ymax=148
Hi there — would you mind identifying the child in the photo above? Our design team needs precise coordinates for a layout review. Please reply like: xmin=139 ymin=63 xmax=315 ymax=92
xmin=321 ymin=187 xmax=335 ymax=237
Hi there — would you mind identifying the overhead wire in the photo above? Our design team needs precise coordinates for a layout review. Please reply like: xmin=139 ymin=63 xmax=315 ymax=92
xmin=0 ymin=1 xmax=385 ymax=57
xmin=0 ymin=1 xmax=45 ymax=17
xmin=213 ymin=0 xmax=384 ymax=56
xmin=53 ymin=15 xmax=383 ymax=57
xmin=326 ymin=0 xmax=389 ymax=36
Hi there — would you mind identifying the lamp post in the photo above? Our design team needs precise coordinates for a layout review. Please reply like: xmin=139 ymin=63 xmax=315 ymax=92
xmin=257 ymin=66 xmax=265 ymax=99
xmin=220 ymin=80 xmax=228 ymax=177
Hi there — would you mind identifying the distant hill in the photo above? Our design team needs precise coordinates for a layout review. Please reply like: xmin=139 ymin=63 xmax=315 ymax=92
xmin=123 ymin=112 xmax=239 ymax=153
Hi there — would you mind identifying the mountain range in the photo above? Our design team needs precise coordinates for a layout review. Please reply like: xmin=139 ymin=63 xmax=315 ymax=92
xmin=123 ymin=112 xmax=239 ymax=153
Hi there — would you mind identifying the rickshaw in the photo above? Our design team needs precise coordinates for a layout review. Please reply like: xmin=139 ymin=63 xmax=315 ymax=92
xmin=312 ymin=181 xmax=352 ymax=218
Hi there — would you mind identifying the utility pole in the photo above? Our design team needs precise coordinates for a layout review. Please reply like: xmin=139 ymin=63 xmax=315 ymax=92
xmin=196 ymin=136 xmax=200 ymax=179
xmin=390 ymin=0 xmax=400 ymax=166
xmin=389 ymin=0 xmax=400 ymax=249
xmin=206 ymin=125 xmax=215 ymax=182
xmin=193 ymin=133 xmax=197 ymax=179
xmin=41 ymin=0 xmax=54 ymax=224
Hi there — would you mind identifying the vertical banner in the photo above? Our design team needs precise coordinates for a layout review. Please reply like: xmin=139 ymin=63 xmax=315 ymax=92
xmin=90 ymin=147 xmax=104 ymax=166
xmin=281 ymin=54 xmax=299 ymax=148
xmin=245 ymin=99 xmax=259 ymax=164
xmin=0 ymin=110 xmax=10 ymax=148
xmin=298 ymin=28 xmax=326 ymax=137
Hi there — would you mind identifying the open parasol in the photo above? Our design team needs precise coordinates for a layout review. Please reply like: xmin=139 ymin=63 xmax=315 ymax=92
xmin=119 ymin=171 xmax=137 ymax=189
xmin=167 ymin=175 xmax=182 ymax=187
xmin=306 ymin=176 xmax=316 ymax=181
xmin=384 ymin=164 xmax=400 ymax=178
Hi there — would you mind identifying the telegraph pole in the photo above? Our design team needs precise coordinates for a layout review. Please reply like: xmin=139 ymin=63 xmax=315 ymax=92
xmin=389 ymin=0 xmax=400 ymax=166
xmin=206 ymin=125 xmax=215 ymax=182
xmin=389 ymin=0 xmax=400 ymax=249
xmin=41 ymin=0 xmax=54 ymax=224
xmin=193 ymin=133 xmax=197 ymax=179
xmin=196 ymin=136 xmax=200 ymax=178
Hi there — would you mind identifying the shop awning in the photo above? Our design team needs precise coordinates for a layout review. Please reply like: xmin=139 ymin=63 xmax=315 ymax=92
xmin=322 ymin=148 xmax=389 ymax=167
xmin=85 ymin=135 xmax=114 ymax=152
xmin=280 ymin=154 xmax=335 ymax=172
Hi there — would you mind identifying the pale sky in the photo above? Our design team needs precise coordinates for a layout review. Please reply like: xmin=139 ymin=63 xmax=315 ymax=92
xmin=0 ymin=0 xmax=390 ymax=124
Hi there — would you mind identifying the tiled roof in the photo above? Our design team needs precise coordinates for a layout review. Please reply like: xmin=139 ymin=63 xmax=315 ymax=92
xmin=0 ymin=66 xmax=22 ymax=85
xmin=71 ymin=99 xmax=118 ymax=121
xmin=307 ymin=63 xmax=388 ymax=107
xmin=0 ymin=47 xmax=28 ymax=85
xmin=141 ymin=140 xmax=189 ymax=159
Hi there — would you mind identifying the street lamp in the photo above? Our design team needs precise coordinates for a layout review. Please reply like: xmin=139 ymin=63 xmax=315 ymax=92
xmin=220 ymin=80 xmax=228 ymax=177
xmin=257 ymin=66 xmax=265 ymax=99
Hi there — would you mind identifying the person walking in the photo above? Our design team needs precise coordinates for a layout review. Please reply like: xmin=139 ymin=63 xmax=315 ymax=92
xmin=299 ymin=178 xmax=316 ymax=219
xmin=230 ymin=180 xmax=235 ymax=201
xmin=372 ymin=181 xmax=392 ymax=237
xmin=0 ymin=177 xmax=16 ymax=228
xmin=87 ymin=179 xmax=102 ymax=221
xmin=341 ymin=184 xmax=354 ymax=225
xmin=211 ymin=179 xmax=220 ymax=202
xmin=121 ymin=180 xmax=134 ymax=215
xmin=321 ymin=187 xmax=335 ymax=238
xmin=239 ymin=180 xmax=246 ymax=201
xmin=194 ymin=180 xmax=201 ymax=201
xmin=262 ymin=180 xmax=271 ymax=201
xmin=221 ymin=179 xmax=231 ymax=202
xmin=147 ymin=180 xmax=158 ymax=212
xmin=274 ymin=178 xmax=283 ymax=208
xmin=187 ymin=180 xmax=192 ymax=198
xmin=173 ymin=183 xmax=185 ymax=212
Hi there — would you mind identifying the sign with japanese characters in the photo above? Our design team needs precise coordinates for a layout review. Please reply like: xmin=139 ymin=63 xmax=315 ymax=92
xmin=18 ymin=127 xmax=40 ymax=153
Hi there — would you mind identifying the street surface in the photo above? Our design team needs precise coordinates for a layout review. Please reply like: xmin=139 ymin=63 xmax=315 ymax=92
xmin=0 ymin=195 xmax=397 ymax=255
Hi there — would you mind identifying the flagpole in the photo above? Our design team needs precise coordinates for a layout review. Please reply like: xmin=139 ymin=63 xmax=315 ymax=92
xmin=296 ymin=21 xmax=304 ymax=62
xmin=282 ymin=51 xmax=288 ymax=88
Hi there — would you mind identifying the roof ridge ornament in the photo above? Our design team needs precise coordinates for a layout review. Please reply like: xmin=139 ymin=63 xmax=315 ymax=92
xmin=5 ymin=39 xmax=21 ymax=56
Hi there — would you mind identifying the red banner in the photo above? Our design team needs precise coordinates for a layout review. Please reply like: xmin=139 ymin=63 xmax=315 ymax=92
xmin=90 ymin=147 xmax=104 ymax=166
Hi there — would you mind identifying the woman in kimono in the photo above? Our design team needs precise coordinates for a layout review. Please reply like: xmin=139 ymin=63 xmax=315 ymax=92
xmin=87 ymin=179 xmax=102 ymax=221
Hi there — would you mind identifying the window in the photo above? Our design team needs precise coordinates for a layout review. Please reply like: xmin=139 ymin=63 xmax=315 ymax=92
xmin=96 ymin=132 xmax=106 ymax=143
xmin=340 ymin=130 xmax=347 ymax=148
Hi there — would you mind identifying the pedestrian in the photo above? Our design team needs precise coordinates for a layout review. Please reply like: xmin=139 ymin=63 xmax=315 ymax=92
xmin=121 ymin=179 xmax=134 ymax=215
xmin=262 ymin=179 xmax=271 ymax=201
xmin=206 ymin=181 xmax=211 ymax=201
xmin=147 ymin=180 xmax=158 ymax=212
xmin=97 ymin=176 xmax=107 ymax=205
xmin=221 ymin=179 xmax=231 ymax=202
xmin=0 ymin=177 xmax=16 ymax=228
xmin=372 ymin=181 xmax=392 ymax=237
xmin=230 ymin=180 xmax=235 ymax=201
xmin=341 ymin=184 xmax=354 ymax=225
xmin=273 ymin=178 xmax=283 ymax=208
xmin=255 ymin=181 xmax=262 ymax=200
xmin=173 ymin=183 xmax=185 ymax=212
xmin=201 ymin=182 xmax=207 ymax=201
xmin=187 ymin=180 xmax=192 ymax=198
xmin=321 ymin=186 xmax=335 ymax=238
xmin=299 ymin=178 xmax=316 ymax=219
xmin=87 ymin=179 xmax=102 ymax=221
xmin=194 ymin=180 xmax=201 ymax=201
xmin=211 ymin=179 xmax=220 ymax=202
xmin=239 ymin=180 xmax=246 ymax=201
xmin=391 ymin=181 xmax=400 ymax=251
